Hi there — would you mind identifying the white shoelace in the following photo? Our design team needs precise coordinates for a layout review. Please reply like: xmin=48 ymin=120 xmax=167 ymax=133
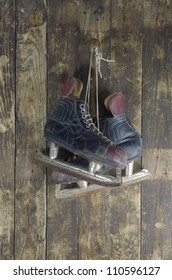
xmin=84 ymin=47 xmax=115 ymax=130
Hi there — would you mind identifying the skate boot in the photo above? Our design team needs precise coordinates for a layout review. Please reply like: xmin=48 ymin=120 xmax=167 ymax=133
xmin=99 ymin=92 xmax=150 ymax=182
xmin=100 ymin=92 xmax=142 ymax=161
xmin=44 ymin=77 xmax=127 ymax=169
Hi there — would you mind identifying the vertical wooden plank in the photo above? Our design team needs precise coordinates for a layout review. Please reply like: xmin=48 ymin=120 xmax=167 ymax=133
xmin=107 ymin=0 xmax=143 ymax=259
xmin=142 ymin=181 xmax=172 ymax=259
xmin=46 ymin=0 xmax=79 ymax=259
xmin=77 ymin=0 xmax=113 ymax=119
xmin=78 ymin=191 xmax=111 ymax=259
xmin=142 ymin=1 xmax=172 ymax=259
xmin=15 ymin=0 xmax=47 ymax=259
xmin=79 ymin=186 xmax=140 ymax=259
xmin=0 ymin=0 xmax=15 ymax=259
xmin=111 ymin=0 xmax=143 ymax=132
xmin=77 ymin=0 xmax=113 ymax=260
xmin=107 ymin=186 xmax=140 ymax=259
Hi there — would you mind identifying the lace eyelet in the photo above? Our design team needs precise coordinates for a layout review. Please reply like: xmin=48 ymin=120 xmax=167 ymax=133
xmin=86 ymin=124 xmax=91 ymax=128
xmin=80 ymin=104 xmax=85 ymax=109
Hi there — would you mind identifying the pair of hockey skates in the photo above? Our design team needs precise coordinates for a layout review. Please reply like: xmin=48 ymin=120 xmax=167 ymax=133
xmin=35 ymin=72 xmax=151 ymax=198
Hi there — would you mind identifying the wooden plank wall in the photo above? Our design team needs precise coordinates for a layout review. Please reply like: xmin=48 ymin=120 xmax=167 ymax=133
xmin=15 ymin=0 xmax=47 ymax=259
xmin=142 ymin=0 xmax=172 ymax=259
xmin=0 ymin=0 xmax=171 ymax=260
xmin=0 ymin=0 xmax=15 ymax=259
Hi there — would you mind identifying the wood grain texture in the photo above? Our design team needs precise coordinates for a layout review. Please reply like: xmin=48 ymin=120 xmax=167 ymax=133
xmin=78 ymin=186 xmax=140 ymax=260
xmin=78 ymin=191 xmax=112 ymax=259
xmin=15 ymin=0 xmax=47 ymax=259
xmin=107 ymin=0 xmax=143 ymax=259
xmin=107 ymin=186 xmax=140 ymax=259
xmin=111 ymin=0 xmax=143 ymax=132
xmin=46 ymin=0 xmax=79 ymax=259
xmin=144 ymin=0 xmax=172 ymax=29
xmin=78 ymin=0 xmax=142 ymax=260
xmin=77 ymin=0 xmax=114 ymax=260
xmin=141 ymin=0 xmax=172 ymax=259
xmin=142 ymin=180 xmax=172 ymax=259
xmin=0 ymin=0 xmax=15 ymax=260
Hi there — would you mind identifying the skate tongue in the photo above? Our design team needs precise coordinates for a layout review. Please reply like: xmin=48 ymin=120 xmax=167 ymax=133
xmin=105 ymin=92 xmax=125 ymax=117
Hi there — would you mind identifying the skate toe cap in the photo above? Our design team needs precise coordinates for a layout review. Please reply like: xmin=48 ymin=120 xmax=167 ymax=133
xmin=105 ymin=144 xmax=127 ymax=169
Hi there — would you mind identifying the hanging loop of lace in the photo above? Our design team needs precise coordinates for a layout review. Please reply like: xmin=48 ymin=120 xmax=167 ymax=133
xmin=85 ymin=47 xmax=94 ymax=105
xmin=95 ymin=47 xmax=115 ymax=78
xmin=95 ymin=47 xmax=115 ymax=130
xmin=85 ymin=47 xmax=115 ymax=131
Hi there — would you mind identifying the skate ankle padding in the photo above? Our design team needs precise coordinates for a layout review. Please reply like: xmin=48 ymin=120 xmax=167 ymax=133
xmin=62 ymin=77 xmax=83 ymax=99
xmin=70 ymin=78 xmax=83 ymax=99
xmin=62 ymin=77 xmax=76 ymax=97
xmin=104 ymin=92 xmax=125 ymax=117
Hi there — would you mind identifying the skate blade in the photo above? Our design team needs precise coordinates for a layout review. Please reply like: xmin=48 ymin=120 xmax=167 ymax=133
xmin=53 ymin=169 xmax=151 ymax=199
xmin=35 ymin=153 xmax=151 ymax=199
xmin=122 ymin=169 xmax=151 ymax=186
xmin=35 ymin=152 xmax=122 ymax=186
xmin=55 ymin=183 xmax=104 ymax=199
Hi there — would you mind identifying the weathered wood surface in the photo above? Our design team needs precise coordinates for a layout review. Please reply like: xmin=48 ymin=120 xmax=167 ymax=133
xmin=108 ymin=0 xmax=143 ymax=259
xmin=0 ymin=0 xmax=172 ymax=260
xmin=77 ymin=0 xmax=112 ymax=260
xmin=15 ymin=0 xmax=47 ymax=259
xmin=46 ymin=0 xmax=79 ymax=259
xmin=0 ymin=1 xmax=15 ymax=259
xmin=142 ymin=1 xmax=172 ymax=259
xmin=78 ymin=0 xmax=142 ymax=260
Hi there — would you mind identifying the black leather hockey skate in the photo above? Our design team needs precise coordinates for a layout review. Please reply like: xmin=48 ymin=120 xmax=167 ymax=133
xmin=100 ymin=91 xmax=151 ymax=182
xmin=35 ymin=77 xmax=128 ymax=196
xmin=50 ymin=90 xmax=151 ymax=198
